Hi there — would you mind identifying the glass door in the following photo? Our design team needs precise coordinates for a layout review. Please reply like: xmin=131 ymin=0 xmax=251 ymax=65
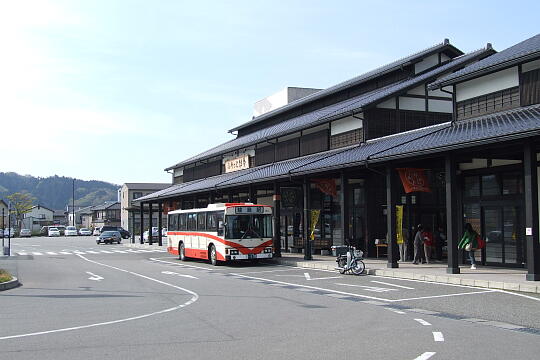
xmin=481 ymin=205 xmax=523 ymax=266
xmin=483 ymin=207 xmax=503 ymax=264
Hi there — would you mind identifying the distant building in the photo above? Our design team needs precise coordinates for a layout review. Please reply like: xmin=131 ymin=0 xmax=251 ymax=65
xmin=119 ymin=183 xmax=169 ymax=235
xmin=91 ymin=202 xmax=121 ymax=230
xmin=22 ymin=205 xmax=54 ymax=232
xmin=53 ymin=209 xmax=67 ymax=226
xmin=67 ymin=205 xmax=94 ymax=228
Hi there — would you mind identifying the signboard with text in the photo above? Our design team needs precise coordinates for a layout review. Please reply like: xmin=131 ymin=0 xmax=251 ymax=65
xmin=225 ymin=155 xmax=250 ymax=173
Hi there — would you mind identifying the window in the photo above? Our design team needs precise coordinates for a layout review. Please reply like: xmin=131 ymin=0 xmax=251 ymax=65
xmin=133 ymin=192 xmax=143 ymax=200
xmin=207 ymin=211 xmax=218 ymax=231
xmin=502 ymin=173 xmax=523 ymax=195
xmin=179 ymin=214 xmax=187 ymax=231
xmin=464 ymin=176 xmax=480 ymax=197
xmin=168 ymin=214 xmax=178 ymax=231
xmin=482 ymin=175 xmax=500 ymax=196
xmin=197 ymin=212 xmax=206 ymax=231
xmin=187 ymin=213 xmax=197 ymax=231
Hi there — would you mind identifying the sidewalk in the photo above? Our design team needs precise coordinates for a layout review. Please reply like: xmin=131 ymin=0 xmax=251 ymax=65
xmin=123 ymin=243 xmax=540 ymax=295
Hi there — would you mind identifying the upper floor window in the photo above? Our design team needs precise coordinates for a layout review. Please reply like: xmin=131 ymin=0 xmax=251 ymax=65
xmin=133 ymin=192 xmax=143 ymax=200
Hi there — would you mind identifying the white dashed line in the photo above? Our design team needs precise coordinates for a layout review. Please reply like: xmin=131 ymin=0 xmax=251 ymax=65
xmin=414 ymin=352 xmax=436 ymax=360
xmin=46 ymin=252 xmax=57 ymax=255
xmin=59 ymin=252 xmax=71 ymax=255
xmin=414 ymin=318 xmax=432 ymax=326
xmin=371 ymin=280 xmax=415 ymax=290
xmin=32 ymin=252 xmax=43 ymax=256
xmin=432 ymin=332 xmax=444 ymax=342
xmin=388 ymin=309 xmax=406 ymax=314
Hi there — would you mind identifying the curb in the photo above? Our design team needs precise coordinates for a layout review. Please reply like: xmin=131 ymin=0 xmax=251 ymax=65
xmin=0 ymin=277 xmax=20 ymax=291
xmin=267 ymin=258 xmax=540 ymax=295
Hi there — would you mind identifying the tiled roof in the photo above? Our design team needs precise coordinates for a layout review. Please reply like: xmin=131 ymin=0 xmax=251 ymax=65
xmin=165 ymin=48 xmax=491 ymax=171
xmin=91 ymin=201 xmax=120 ymax=211
xmin=123 ymin=183 xmax=170 ymax=190
xmin=230 ymin=40 xmax=462 ymax=132
xmin=140 ymin=104 xmax=540 ymax=203
xmin=429 ymin=33 xmax=540 ymax=89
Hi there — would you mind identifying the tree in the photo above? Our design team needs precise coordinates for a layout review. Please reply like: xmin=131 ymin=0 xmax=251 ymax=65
xmin=6 ymin=192 xmax=35 ymax=230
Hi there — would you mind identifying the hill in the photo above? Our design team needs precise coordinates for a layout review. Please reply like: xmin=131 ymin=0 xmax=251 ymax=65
xmin=0 ymin=172 xmax=118 ymax=210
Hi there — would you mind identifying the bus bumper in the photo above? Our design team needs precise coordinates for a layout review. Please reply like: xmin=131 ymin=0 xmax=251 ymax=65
xmin=226 ymin=253 xmax=273 ymax=261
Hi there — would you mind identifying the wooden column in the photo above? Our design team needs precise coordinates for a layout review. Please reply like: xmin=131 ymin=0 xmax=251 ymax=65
xmin=139 ymin=203 xmax=144 ymax=244
xmin=273 ymin=182 xmax=281 ymax=257
xmin=131 ymin=210 xmax=135 ymax=244
xmin=386 ymin=166 xmax=398 ymax=268
xmin=524 ymin=140 xmax=540 ymax=281
xmin=148 ymin=202 xmax=153 ymax=245
xmin=157 ymin=202 xmax=163 ymax=247
xmin=340 ymin=171 xmax=350 ymax=246
xmin=303 ymin=177 xmax=312 ymax=260
xmin=445 ymin=155 xmax=460 ymax=274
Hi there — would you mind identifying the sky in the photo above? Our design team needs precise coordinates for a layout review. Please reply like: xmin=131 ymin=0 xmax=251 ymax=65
xmin=1 ymin=0 xmax=539 ymax=185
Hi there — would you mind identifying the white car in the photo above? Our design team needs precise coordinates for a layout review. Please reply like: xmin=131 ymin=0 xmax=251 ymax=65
xmin=19 ymin=229 xmax=32 ymax=237
xmin=48 ymin=227 xmax=61 ymax=237
xmin=79 ymin=228 xmax=92 ymax=236
xmin=3 ymin=228 xmax=15 ymax=237
xmin=92 ymin=228 xmax=100 ymax=236
xmin=65 ymin=226 xmax=78 ymax=236
xmin=143 ymin=227 xmax=160 ymax=242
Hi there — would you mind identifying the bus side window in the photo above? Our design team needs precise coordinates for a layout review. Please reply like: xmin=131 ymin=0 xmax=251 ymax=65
xmin=187 ymin=213 xmax=196 ymax=231
xmin=198 ymin=212 xmax=206 ymax=231
xmin=217 ymin=212 xmax=224 ymax=236
xmin=179 ymin=214 xmax=187 ymax=231
xmin=207 ymin=212 xmax=217 ymax=231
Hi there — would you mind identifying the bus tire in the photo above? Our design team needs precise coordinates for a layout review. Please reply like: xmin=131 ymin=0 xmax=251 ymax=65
xmin=209 ymin=244 xmax=218 ymax=266
xmin=179 ymin=242 xmax=186 ymax=261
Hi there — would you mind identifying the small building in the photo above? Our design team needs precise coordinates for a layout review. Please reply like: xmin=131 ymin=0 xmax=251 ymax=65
xmin=22 ymin=205 xmax=54 ymax=233
xmin=119 ymin=183 xmax=169 ymax=237
xmin=91 ymin=202 xmax=121 ymax=230
xmin=67 ymin=205 xmax=94 ymax=228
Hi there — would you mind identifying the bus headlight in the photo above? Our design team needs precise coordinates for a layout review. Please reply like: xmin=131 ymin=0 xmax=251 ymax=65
xmin=230 ymin=249 xmax=239 ymax=255
xmin=264 ymin=248 xmax=272 ymax=253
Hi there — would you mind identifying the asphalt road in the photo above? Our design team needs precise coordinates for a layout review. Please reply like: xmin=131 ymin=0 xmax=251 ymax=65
xmin=1 ymin=236 xmax=539 ymax=360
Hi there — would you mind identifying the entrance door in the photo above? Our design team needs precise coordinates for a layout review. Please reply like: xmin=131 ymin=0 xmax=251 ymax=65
xmin=482 ymin=206 xmax=523 ymax=266
xmin=348 ymin=185 xmax=365 ymax=251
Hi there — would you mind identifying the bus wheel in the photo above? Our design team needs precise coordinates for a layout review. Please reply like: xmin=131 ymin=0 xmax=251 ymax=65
xmin=209 ymin=245 xmax=218 ymax=266
xmin=179 ymin=242 xmax=186 ymax=261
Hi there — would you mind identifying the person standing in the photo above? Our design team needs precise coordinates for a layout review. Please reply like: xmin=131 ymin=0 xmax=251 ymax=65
xmin=412 ymin=224 xmax=424 ymax=265
xmin=458 ymin=223 xmax=479 ymax=269
xmin=422 ymin=226 xmax=434 ymax=264
xmin=397 ymin=227 xmax=408 ymax=262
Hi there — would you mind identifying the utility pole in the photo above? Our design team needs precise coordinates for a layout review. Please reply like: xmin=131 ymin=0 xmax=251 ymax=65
xmin=72 ymin=178 xmax=75 ymax=226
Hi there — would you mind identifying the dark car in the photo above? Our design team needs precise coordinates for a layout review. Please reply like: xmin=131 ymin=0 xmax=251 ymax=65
xmin=100 ymin=226 xmax=131 ymax=239
xmin=96 ymin=231 xmax=122 ymax=244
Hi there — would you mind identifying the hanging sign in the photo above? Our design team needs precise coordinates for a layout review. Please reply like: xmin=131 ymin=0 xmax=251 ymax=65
xmin=397 ymin=168 xmax=431 ymax=193
xmin=396 ymin=205 xmax=404 ymax=244
xmin=225 ymin=154 xmax=250 ymax=173
xmin=312 ymin=178 xmax=337 ymax=197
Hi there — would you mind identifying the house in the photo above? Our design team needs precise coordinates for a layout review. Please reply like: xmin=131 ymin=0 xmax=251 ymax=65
xmin=22 ymin=205 xmax=54 ymax=233
xmin=119 ymin=183 xmax=169 ymax=236
xmin=91 ymin=202 xmax=121 ymax=230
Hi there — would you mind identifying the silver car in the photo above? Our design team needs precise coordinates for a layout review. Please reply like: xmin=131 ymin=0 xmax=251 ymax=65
xmin=19 ymin=229 xmax=32 ymax=237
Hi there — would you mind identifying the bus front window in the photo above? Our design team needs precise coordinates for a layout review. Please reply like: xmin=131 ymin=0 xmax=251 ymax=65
xmin=225 ymin=215 xmax=273 ymax=239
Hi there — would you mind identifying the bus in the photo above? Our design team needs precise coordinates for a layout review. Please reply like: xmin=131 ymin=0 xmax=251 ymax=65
xmin=166 ymin=203 xmax=273 ymax=265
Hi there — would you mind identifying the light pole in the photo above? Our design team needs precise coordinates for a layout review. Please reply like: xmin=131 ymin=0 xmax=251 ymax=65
xmin=72 ymin=178 xmax=75 ymax=226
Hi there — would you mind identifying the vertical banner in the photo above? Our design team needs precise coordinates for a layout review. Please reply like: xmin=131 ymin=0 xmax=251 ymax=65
xmin=310 ymin=209 xmax=320 ymax=241
xmin=397 ymin=168 xmax=431 ymax=193
xmin=396 ymin=205 xmax=404 ymax=244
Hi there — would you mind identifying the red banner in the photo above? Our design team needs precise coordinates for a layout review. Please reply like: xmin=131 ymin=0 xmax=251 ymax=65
xmin=397 ymin=168 xmax=431 ymax=193
xmin=312 ymin=178 xmax=337 ymax=197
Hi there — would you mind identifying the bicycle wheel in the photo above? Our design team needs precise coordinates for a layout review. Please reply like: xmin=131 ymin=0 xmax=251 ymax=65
xmin=337 ymin=257 xmax=347 ymax=274
xmin=351 ymin=260 xmax=365 ymax=275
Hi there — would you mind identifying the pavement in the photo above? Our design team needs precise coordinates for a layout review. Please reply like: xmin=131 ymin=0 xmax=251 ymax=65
xmin=125 ymin=242 xmax=540 ymax=294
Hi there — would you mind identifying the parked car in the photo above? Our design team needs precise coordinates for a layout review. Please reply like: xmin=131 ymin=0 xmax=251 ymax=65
xmin=2 ymin=228 xmax=16 ymax=237
xmin=92 ymin=228 xmax=100 ymax=236
xmin=40 ymin=225 xmax=67 ymax=236
xmin=96 ymin=231 xmax=122 ymax=244
xmin=48 ymin=227 xmax=61 ymax=237
xmin=65 ymin=226 xmax=78 ymax=236
xmin=79 ymin=228 xmax=92 ymax=236
xmin=19 ymin=229 xmax=32 ymax=237
xmin=143 ymin=227 xmax=159 ymax=242
xmin=100 ymin=226 xmax=131 ymax=239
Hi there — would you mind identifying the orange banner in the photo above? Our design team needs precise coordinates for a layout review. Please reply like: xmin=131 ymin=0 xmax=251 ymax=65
xmin=312 ymin=178 xmax=337 ymax=197
xmin=397 ymin=168 xmax=431 ymax=193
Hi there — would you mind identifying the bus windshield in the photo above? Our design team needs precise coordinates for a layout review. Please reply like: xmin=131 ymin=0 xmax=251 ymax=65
xmin=225 ymin=214 xmax=272 ymax=239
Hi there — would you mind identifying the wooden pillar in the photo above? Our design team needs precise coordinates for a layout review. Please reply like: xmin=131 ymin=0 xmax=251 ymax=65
xmin=157 ymin=202 xmax=163 ymax=247
xmin=445 ymin=155 xmax=460 ymax=274
xmin=139 ymin=202 xmax=144 ymax=244
xmin=273 ymin=182 xmax=281 ymax=257
xmin=524 ymin=140 xmax=540 ymax=281
xmin=148 ymin=202 xmax=153 ymax=245
xmin=340 ymin=171 xmax=350 ymax=246
xmin=209 ymin=192 xmax=215 ymax=205
xmin=131 ymin=210 xmax=135 ymax=244
xmin=303 ymin=177 xmax=312 ymax=260
xmin=386 ymin=166 xmax=398 ymax=268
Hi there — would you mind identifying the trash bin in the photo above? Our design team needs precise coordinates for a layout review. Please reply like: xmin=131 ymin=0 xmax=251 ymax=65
xmin=331 ymin=245 xmax=348 ymax=257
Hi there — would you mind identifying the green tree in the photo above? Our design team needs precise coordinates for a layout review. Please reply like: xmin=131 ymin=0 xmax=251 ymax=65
xmin=7 ymin=192 xmax=35 ymax=230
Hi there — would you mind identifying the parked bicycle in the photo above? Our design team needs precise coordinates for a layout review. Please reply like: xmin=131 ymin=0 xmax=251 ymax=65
xmin=335 ymin=242 xmax=365 ymax=275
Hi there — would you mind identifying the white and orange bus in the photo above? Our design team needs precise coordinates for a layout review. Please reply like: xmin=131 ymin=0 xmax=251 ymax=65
xmin=166 ymin=203 xmax=273 ymax=265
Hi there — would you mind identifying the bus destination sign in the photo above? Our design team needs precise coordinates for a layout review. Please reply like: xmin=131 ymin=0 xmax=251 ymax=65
xmin=235 ymin=206 xmax=264 ymax=214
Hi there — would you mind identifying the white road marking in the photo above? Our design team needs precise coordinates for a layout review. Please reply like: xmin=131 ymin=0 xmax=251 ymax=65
xmin=100 ymin=250 xmax=114 ymax=254
xmin=414 ymin=352 xmax=436 ymax=360
xmin=46 ymin=252 xmax=57 ymax=255
xmin=304 ymin=272 xmax=311 ymax=280
xmin=112 ymin=250 xmax=127 ymax=253
xmin=433 ymin=332 xmax=444 ymax=342
xmin=161 ymin=271 xmax=198 ymax=279
xmin=371 ymin=280 xmax=414 ymax=290
xmin=149 ymin=257 xmax=221 ymax=271
xmin=388 ymin=309 xmax=406 ymax=314
xmin=0 ymin=255 xmax=199 ymax=341
xmin=335 ymin=283 xmax=397 ymax=293
xmin=414 ymin=318 xmax=432 ymax=326
xmin=16 ymin=252 xmax=28 ymax=256
xmin=86 ymin=251 xmax=99 ymax=254
xmin=86 ymin=272 xmax=104 ymax=281
xmin=392 ymin=290 xmax=495 ymax=302
xmin=59 ymin=252 xmax=71 ymax=255
xmin=32 ymin=252 xmax=43 ymax=256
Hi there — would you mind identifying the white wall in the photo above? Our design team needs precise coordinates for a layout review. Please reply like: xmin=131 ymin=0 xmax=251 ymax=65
xmin=398 ymin=96 xmax=425 ymax=111
xmin=25 ymin=207 xmax=53 ymax=221
xmin=456 ymin=67 xmax=519 ymax=102
xmin=407 ymin=85 xmax=425 ymax=96
xmin=415 ymin=53 xmax=439 ymax=74
xmin=428 ymin=99 xmax=452 ymax=113
xmin=330 ymin=115 xmax=363 ymax=135
xmin=376 ymin=97 xmax=396 ymax=109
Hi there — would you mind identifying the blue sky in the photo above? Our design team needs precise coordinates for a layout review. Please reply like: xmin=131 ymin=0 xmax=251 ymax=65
xmin=1 ymin=0 xmax=538 ymax=185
